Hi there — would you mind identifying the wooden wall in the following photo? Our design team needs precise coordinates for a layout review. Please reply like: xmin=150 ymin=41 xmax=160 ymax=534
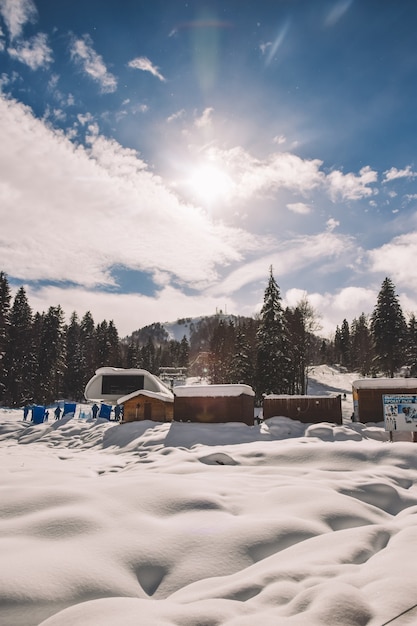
xmin=122 ymin=396 xmax=173 ymax=423
xmin=263 ymin=395 xmax=342 ymax=424
xmin=174 ymin=394 xmax=254 ymax=426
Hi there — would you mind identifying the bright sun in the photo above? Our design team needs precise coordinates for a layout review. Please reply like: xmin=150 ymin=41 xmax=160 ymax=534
xmin=187 ymin=164 xmax=234 ymax=206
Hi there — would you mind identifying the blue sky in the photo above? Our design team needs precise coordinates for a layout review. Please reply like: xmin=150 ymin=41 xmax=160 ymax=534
xmin=1 ymin=0 xmax=417 ymax=337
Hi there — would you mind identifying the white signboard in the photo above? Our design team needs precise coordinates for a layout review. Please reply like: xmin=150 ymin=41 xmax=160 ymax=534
xmin=383 ymin=394 xmax=417 ymax=432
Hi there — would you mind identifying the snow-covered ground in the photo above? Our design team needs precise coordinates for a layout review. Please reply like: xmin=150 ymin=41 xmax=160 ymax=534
xmin=1 ymin=366 xmax=417 ymax=626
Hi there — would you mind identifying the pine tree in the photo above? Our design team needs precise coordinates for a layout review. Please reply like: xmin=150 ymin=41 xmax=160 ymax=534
xmin=63 ymin=312 xmax=85 ymax=400
xmin=107 ymin=320 xmax=122 ymax=366
xmin=0 ymin=272 xmax=11 ymax=402
xmin=4 ymin=287 xmax=34 ymax=406
xmin=178 ymin=335 xmax=190 ymax=368
xmin=405 ymin=314 xmax=417 ymax=377
xmin=37 ymin=305 xmax=66 ymax=404
xmin=255 ymin=267 xmax=290 ymax=399
xmin=350 ymin=313 xmax=373 ymax=375
xmin=230 ymin=326 xmax=254 ymax=386
xmin=371 ymin=277 xmax=407 ymax=377
xmin=208 ymin=320 xmax=235 ymax=383
xmin=80 ymin=311 xmax=97 ymax=381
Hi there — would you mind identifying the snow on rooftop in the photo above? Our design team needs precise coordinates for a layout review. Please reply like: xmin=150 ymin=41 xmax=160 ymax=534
xmin=117 ymin=388 xmax=174 ymax=404
xmin=353 ymin=378 xmax=417 ymax=389
xmin=174 ymin=384 xmax=255 ymax=397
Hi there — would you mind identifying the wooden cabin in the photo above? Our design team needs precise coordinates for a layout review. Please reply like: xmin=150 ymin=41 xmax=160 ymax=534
xmin=118 ymin=389 xmax=174 ymax=423
xmin=352 ymin=378 xmax=417 ymax=423
xmin=263 ymin=394 xmax=342 ymax=425
xmin=174 ymin=384 xmax=255 ymax=425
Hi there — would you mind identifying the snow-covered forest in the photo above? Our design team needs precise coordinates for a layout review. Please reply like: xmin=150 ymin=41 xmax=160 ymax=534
xmin=1 ymin=270 xmax=416 ymax=408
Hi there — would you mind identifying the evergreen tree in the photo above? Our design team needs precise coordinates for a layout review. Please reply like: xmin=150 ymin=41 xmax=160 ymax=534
xmin=230 ymin=326 xmax=254 ymax=386
xmin=255 ymin=267 xmax=290 ymax=399
xmin=96 ymin=320 xmax=111 ymax=367
xmin=4 ymin=287 xmax=34 ymax=406
xmin=0 ymin=272 xmax=11 ymax=402
xmin=178 ymin=335 xmax=190 ymax=368
xmin=126 ymin=340 xmax=141 ymax=368
xmin=80 ymin=311 xmax=97 ymax=381
xmin=405 ymin=314 xmax=417 ymax=377
xmin=350 ymin=313 xmax=373 ymax=375
xmin=208 ymin=320 xmax=235 ymax=383
xmin=141 ymin=337 xmax=156 ymax=373
xmin=339 ymin=319 xmax=351 ymax=369
xmin=37 ymin=305 xmax=66 ymax=404
xmin=107 ymin=320 xmax=122 ymax=366
xmin=371 ymin=277 xmax=407 ymax=377
xmin=63 ymin=312 xmax=84 ymax=400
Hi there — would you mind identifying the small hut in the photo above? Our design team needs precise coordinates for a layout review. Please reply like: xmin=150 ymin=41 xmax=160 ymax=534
xmin=118 ymin=389 xmax=174 ymax=423
xmin=352 ymin=378 xmax=417 ymax=423
xmin=263 ymin=394 xmax=342 ymax=424
xmin=174 ymin=384 xmax=255 ymax=425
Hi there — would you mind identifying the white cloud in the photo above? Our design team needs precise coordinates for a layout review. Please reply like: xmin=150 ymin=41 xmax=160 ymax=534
xmin=273 ymin=134 xmax=286 ymax=145
xmin=202 ymin=146 xmax=324 ymax=202
xmin=167 ymin=109 xmax=185 ymax=123
xmin=0 ymin=94 xmax=257 ymax=296
xmin=326 ymin=165 xmax=377 ymax=200
xmin=128 ymin=56 xmax=166 ymax=82
xmin=326 ymin=218 xmax=339 ymax=232
xmin=287 ymin=202 xmax=311 ymax=215
xmin=8 ymin=32 xmax=52 ymax=69
xmin=195 ymin=107 xmax=214 ymax=128
xmin=382 ymin=165 xmax=417 ymax=183
xmin=208 ymin=231 xmax=354 ymax=297
xmin=368 ymin=232 xmax=417 ymax=291
xmin=295 ymin=286 xmax=377 ymax=336
xmin=70 ymin=34 xmax=117 ymax=93
xmin=0 ymin=0 xmax=37 ymax=41
xmin=23 ymin=284 xmax=236 ymax=337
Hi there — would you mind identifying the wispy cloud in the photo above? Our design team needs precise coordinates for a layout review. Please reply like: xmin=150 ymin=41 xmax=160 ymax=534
xmin=326 ymin=165 xmax=377 ymax=200
xmin=382 ymin=165 xmax=417 ymax=183
xmin=194 ymin=107 xmax=214 ymax=128
xmin=287 ymin=202 xmax=311 ymax=215
xmin=167 ymin=109 xmax=185 ymax=123
xmin=261 ymin=20 xmax=290 ymax=66
xmin=0 ymin=0 xmax=37 ymax=41
xmin=70 ymin=34 xmax=117 ymax=93
xmin=128 ymin=56 xmax=166 ymax=82
xmin=8 ymin=32 xmax=52 ymax=69
xmin=324 ymin=0 xmax=353 ymax=27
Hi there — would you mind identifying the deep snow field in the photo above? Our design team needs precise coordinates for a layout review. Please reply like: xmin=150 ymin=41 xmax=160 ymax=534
xmin=1 ymin=366 xmax=417 ymax=626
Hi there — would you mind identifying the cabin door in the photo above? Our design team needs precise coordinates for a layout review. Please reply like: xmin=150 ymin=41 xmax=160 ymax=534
xmin=144 ymin=403 xmax=152 ymax=420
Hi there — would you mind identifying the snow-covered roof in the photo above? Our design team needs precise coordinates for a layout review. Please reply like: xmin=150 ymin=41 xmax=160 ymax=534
xmin=117 ymin=389 xmax=174 ymax=404
xmin=353 ymin=378 xmax=417 ymax=390
xmin=264 ymin=394 xmax=340 ymax=399
xmin=174 ymin=384 xmax=255 ymax=398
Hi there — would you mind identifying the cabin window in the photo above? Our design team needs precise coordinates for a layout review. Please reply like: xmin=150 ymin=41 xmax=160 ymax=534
xmin=101 ymin=375 xmax=144 ymax=396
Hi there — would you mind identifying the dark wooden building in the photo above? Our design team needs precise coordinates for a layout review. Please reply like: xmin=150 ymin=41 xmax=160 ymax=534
xmin=263 ymin=394 xmax=342 ymax=425
xmin=352 ymin=378 xmax=417 ymax=423
xmin=174 ymin=384 xmax=255 ymax=426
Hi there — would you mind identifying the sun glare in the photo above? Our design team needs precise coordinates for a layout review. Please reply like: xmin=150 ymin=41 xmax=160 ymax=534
xmin=187 ymin=164 xmax=234 ymax=206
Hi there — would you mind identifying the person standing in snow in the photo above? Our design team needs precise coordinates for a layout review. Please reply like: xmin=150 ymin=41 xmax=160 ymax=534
xmin=54 ymin=405 xmax=62 ymax=420
xmin=91 ymin=403 xmax=99 ymax=419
